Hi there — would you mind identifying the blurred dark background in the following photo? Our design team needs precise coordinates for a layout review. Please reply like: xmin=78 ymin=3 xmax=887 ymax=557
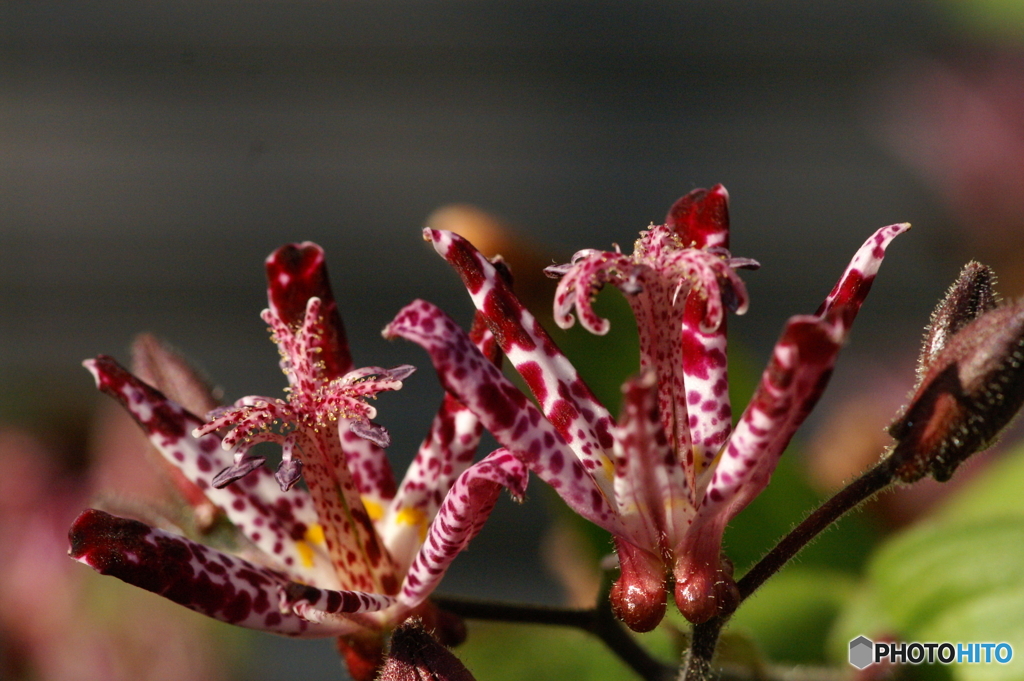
xmin=3 ymin=1 xmax=1023 ymax=679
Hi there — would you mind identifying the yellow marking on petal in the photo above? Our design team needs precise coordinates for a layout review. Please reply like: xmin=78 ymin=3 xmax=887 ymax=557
xmin=305 ymin=523 xmax=326 ymax=545
xmin=362 ymin=499 xmax=384 ymax=523
xmin=664 ymin=496 xmax=691 ymax=515
xmin=396 ymin=507 xmax=429 ymax=542
xmin=702 ymin=443 xmax=726 ymax=475
xmin=296 ymin=540 xmax=316 ymax=568
xmin=291 ymin=524 xmax=327 ymax=570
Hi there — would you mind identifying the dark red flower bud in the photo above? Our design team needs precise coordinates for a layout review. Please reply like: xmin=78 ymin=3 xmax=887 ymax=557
xmin=673 ymin=553 xmax=739 ymax=625
xmin=609 ymin=539 xmax=667 ymax=633
xmin=377 ymin=620 xmax=476 ymax=681
xmin=889 ymin=264 xmax=1024 ymax=482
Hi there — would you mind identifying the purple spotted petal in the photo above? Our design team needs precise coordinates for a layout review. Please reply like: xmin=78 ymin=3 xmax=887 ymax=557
xmin=665 ymin=184 xmax=731 ymax=250
xmin=612 ymin=371 xmax=691 ymax=551
xmin=378 ymin=394 xmax=477 ymax=571
xmin=677 ymin=292 xmax=731 ymax=481
xmin=83 ymin=357 xmax=337 ymax=587
xmin=816 ymin=223 xmax=911 ymax=328
xmin=699 ymin=221 xmax=910 ymax=525
xmin=385 ymin=300 xmax=625 ymax=536
xmin=696 ymin=313 xmax=845 ymax=528
xmin=423 ymin=228 xmax=617 ymax=486
xmin=399 ymin=449 xmax=529 ymax=608
xmin=671 ymin=313 xmax=848 ymax=623
xmin=283 ymin=582 xmax=399 ymax=623
xmin=381 ymin=315 xmax=497 ymax=570
xmin=68 ymin=509 xmax=358 ymax=638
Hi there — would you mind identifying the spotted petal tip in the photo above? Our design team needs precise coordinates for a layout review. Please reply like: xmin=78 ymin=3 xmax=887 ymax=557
xmin=665 ymin=184 xmax=731 ymax=250
xmin=82 ymin=357 xmax=107 ymax=387
xmin=69 ymin=509 xmax=325 ymax=637
xmin=817 ymin=222 xmax=911 ymax=326
xmin=265 ymin=241 xmax=352 ymax=380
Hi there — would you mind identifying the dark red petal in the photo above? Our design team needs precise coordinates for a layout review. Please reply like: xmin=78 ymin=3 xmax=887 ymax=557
xmin=68 ymin=509 xmax=318 ymax=636
xmin=609 ymin=539 xmax=667 ymax=633
xmin=265 ymin=242 xmax=351 ymax=378
xmin=664 ymin=184 xmax=730 ymax=250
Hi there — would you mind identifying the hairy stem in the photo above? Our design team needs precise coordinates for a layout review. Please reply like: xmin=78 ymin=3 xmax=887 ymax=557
xmin=680 ymin=617 xmax=723 ymax=681
xmin=681 ymin=456 xmax=899 ymax=680
xmin=737 ymin=457 xmax=897 ymax=600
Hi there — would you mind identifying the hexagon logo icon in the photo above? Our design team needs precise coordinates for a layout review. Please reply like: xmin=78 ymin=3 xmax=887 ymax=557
xmin=849 ymin=636 xmax=874 ymax=669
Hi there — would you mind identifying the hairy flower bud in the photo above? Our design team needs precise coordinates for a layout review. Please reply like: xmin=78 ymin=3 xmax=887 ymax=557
xmin=377 ymin=621 xmax=476 ymax=681
xmin=915 ymin=262 xmax=998 ymax=388
xmin=889 ymin=265 xmax=1024 ymax=482
xmin=673 ymin=551 xmax=739 ymax=625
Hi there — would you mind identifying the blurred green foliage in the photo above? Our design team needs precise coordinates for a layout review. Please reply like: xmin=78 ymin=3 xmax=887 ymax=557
xmin=831 ymin=442 xmax=1024 ymax=681
xmin=939 ymin=0 xmax=1024 ymax=43
xmin=458 ymin=621 xmax=636 ymax=681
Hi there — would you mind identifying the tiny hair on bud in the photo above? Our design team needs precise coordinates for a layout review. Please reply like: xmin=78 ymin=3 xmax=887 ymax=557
xmin=890 ymin=269 xmax=1024 ymax=483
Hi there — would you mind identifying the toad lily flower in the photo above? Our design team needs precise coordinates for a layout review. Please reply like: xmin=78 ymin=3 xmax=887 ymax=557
xmin=69 ymin=242 xmax=526 ymax=680
xmin=387 ymin=186 xmax=907 ymax=631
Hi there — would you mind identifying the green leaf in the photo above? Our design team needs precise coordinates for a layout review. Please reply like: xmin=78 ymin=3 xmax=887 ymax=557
xmin=935 ymin=441 xmax=1024 ymax=523
xmin=728 ymin=568 xmax=856 ymax=664
xmin=916 ymin=584 xmax=1024 ymax=681
xmin=865 ymin=516 xmax=1024 ymax=681
xmin=840 ymin=442 xmax=1024 ymax=681
xmin=826 ymin=584 xmax=895 ymax=664
xmin=455 ymin=621 xmax=646 ymax=681
xmin=871 ymin=517 xmax=1024 ymax=632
